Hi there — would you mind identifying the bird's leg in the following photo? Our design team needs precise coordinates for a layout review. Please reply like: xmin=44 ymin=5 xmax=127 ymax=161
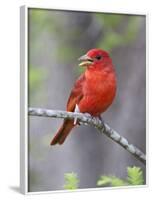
xmin=74 ymin=104 xmax=80 ymax=125
xmin=83 ymin=112 xmax=92 ymax=125
xmin=98 ymin=115 xmax=104 ymax=124
xmin=78 ymin=112 xmax=92 ymax=126
xmin=98 ymin=115 xmax=105 ymax=132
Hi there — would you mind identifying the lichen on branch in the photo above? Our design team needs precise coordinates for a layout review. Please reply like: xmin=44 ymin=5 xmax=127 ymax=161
xmin=28 ymin=107 xmax=146 ymax=165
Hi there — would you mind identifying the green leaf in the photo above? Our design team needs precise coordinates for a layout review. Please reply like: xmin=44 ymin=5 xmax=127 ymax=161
xmin=97 ymin=175 xmax=127 ymax=187
xmin=127 ymin=166 xmax=144 ymax=185
xmin=97 ymin=166 xmax=144 ymax=188
xmin=63 ymin=172 xmax=79 ymax=190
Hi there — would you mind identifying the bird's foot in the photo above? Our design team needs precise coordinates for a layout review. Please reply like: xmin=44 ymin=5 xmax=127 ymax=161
xmin=98 ymin=115 xmax=104 ymax=124
xmin=97 ymin=115 xmax=105 ymax=132
xmin=84 ymin=113 xmax=92 ymax=118
xmin=79 ymin=112 xmax=92 ymax=126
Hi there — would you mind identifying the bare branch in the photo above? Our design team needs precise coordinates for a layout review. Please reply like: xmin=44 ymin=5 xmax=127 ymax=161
xmin=28 ymin=107 xmax=146 ymax=165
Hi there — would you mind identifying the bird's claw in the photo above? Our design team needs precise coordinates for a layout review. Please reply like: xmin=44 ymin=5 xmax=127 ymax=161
xmin=79 ymin=112 xmax=92 ymax=126
xmin=98 ymin=116 xmax=104 ymax=124
xmin=84 ymin=113 xmax=92 ymax=118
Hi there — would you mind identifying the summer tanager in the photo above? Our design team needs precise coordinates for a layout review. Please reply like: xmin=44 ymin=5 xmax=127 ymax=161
xmin=50 ymin=48 xmax=117 ymax=145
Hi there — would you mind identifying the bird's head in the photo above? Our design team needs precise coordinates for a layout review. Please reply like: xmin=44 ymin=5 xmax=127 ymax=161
xmin=78 ymin=48 xmax=110 ymax=68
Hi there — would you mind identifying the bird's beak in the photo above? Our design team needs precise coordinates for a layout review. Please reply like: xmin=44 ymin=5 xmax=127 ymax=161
xmin=78 ymin=54 xmax=93 ymax=67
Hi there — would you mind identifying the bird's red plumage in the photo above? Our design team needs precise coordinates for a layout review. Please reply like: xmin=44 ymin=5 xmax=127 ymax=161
xmin=50 ymin=49 xmax=117 ymax=145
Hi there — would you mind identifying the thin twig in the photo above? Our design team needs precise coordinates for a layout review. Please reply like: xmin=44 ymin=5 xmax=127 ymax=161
xmin=28 ymin=107 xmax=146 ymax=165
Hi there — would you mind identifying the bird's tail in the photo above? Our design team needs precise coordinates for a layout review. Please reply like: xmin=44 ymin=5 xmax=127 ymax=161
xmin=50 ymin=119 xmax=75 ymax=145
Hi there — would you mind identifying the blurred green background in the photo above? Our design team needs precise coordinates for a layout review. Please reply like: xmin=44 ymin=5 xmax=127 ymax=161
xmin=28 ymin=8 xmax=146 ymax=192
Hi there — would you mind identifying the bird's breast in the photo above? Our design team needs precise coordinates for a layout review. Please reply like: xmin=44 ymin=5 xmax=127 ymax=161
xmin=79 ymin=68 xmax=117 ymax=116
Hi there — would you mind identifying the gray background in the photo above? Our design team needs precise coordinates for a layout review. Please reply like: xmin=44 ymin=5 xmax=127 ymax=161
xmin=28 ymin=9 xmax=146 ymax=192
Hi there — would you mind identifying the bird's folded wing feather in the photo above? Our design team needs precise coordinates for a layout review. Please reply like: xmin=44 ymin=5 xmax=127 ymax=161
xmin=66 ymin=74 xmax=85 ymax=112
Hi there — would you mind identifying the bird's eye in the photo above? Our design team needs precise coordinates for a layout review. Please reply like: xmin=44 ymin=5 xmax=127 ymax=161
xmin=95 ymin=55 xmax=102 ymax=60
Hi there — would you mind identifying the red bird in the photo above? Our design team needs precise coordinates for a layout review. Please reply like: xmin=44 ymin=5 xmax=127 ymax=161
xmin=50 ymin=48 xmax=117 ymax=145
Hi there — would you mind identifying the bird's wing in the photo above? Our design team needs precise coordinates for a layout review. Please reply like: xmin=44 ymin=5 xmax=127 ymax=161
xmin=66 ymin=74 xmax=85 ymax=112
